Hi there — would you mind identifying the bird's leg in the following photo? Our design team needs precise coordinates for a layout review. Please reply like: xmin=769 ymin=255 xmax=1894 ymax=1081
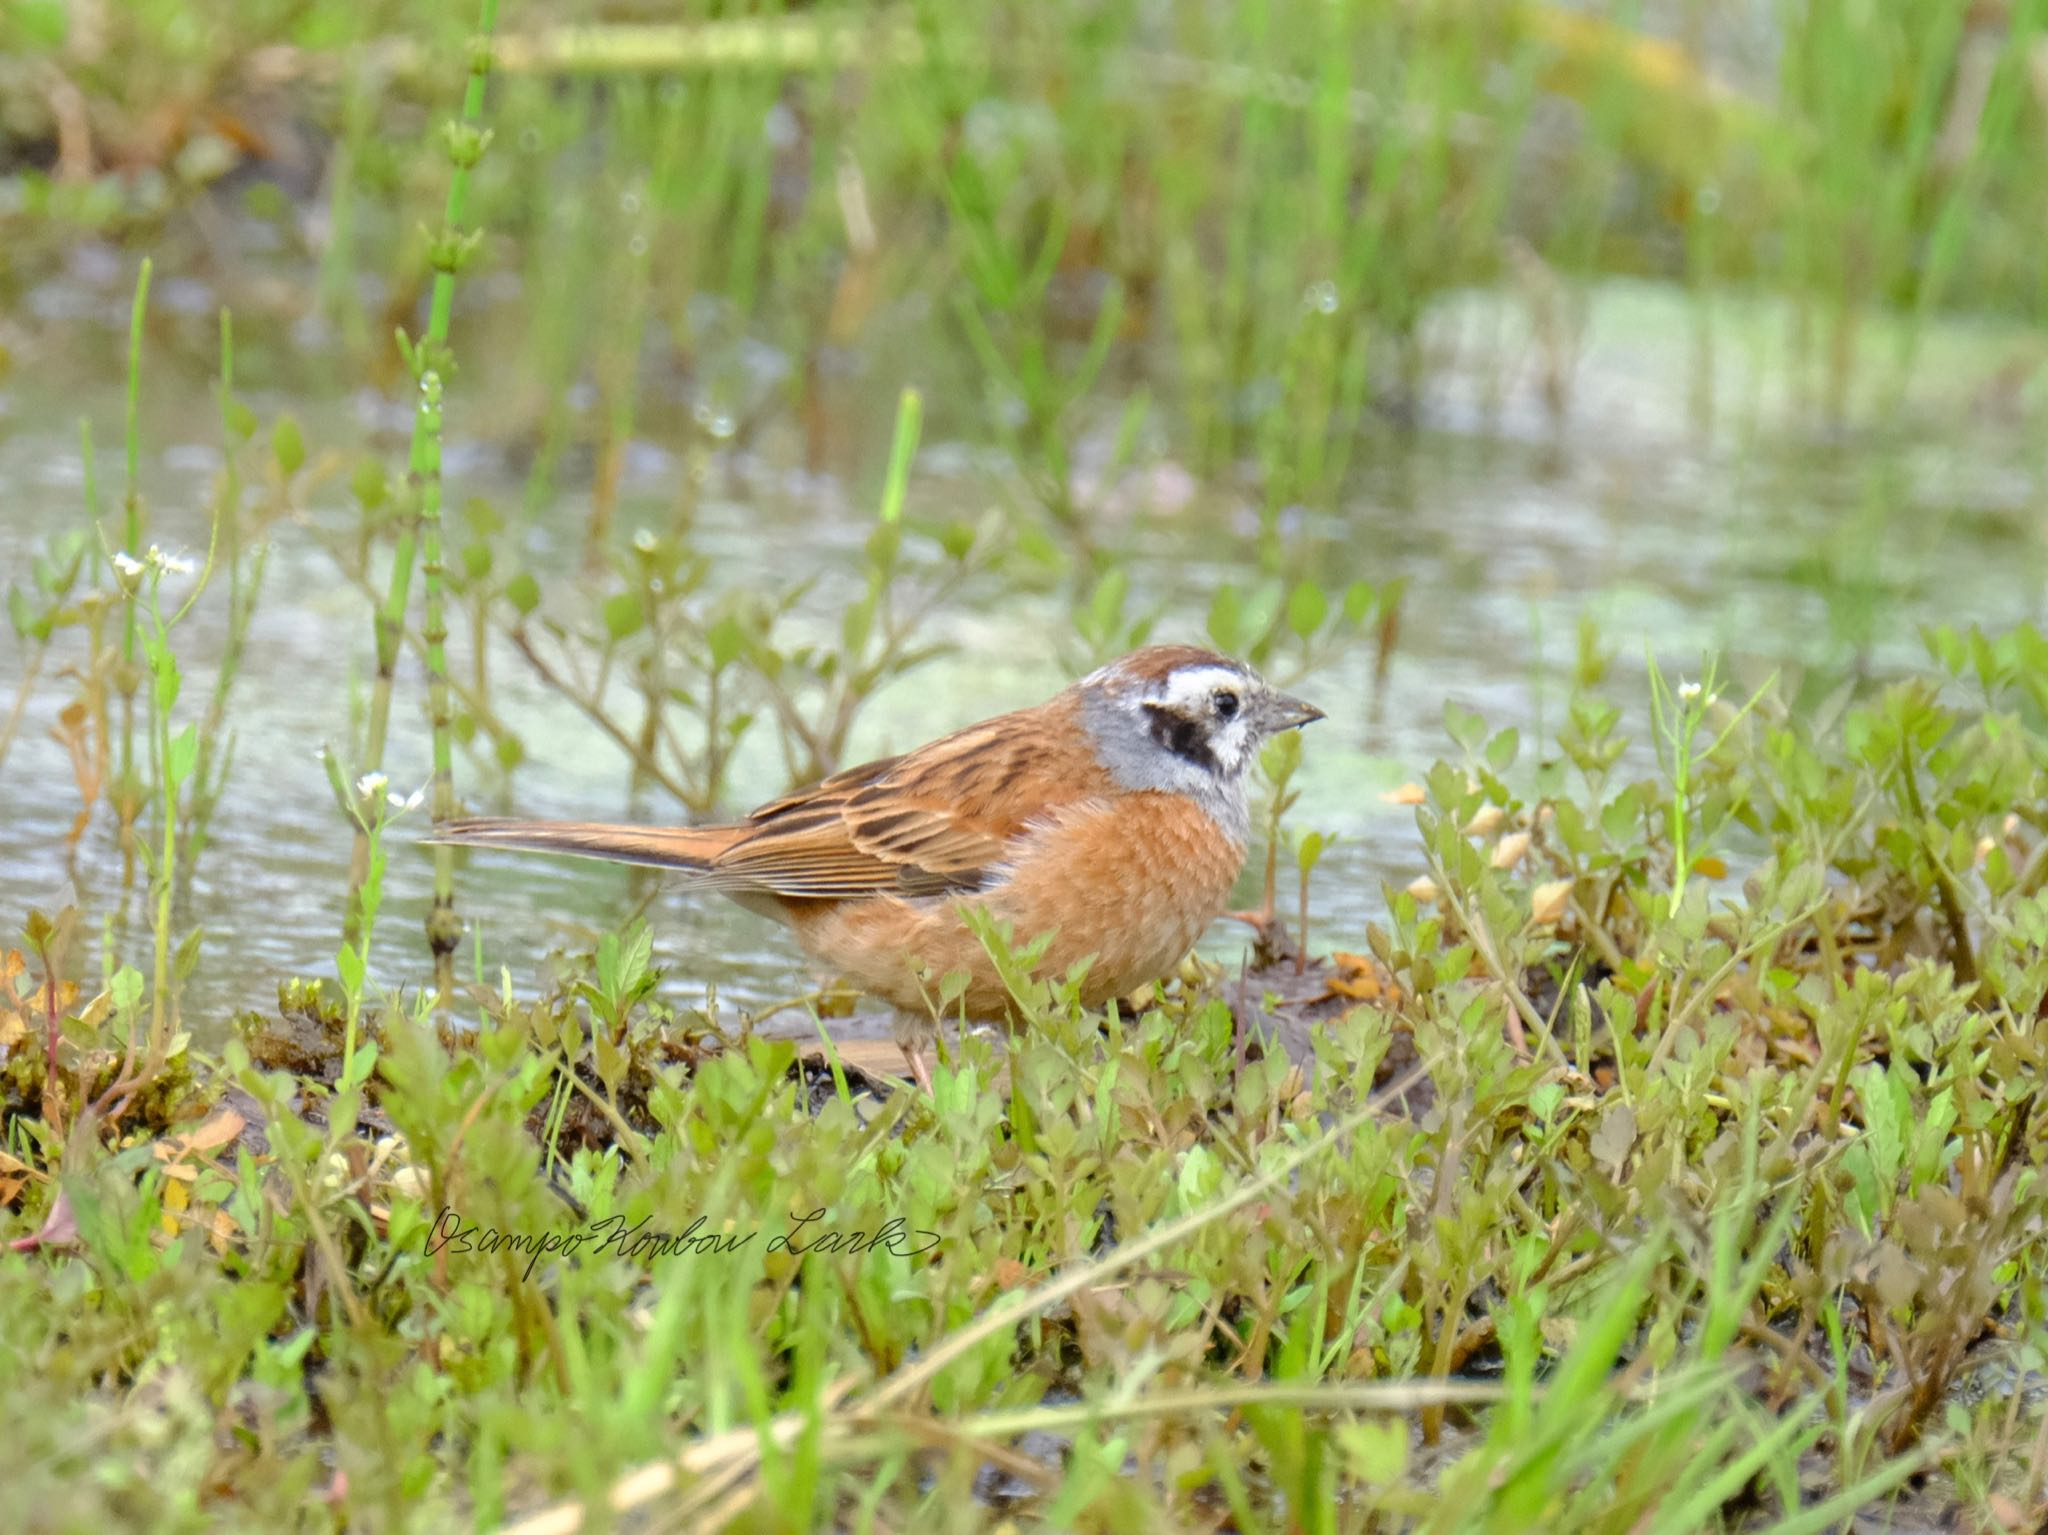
xmin=1227 ymin=891 xmax=1297 ymax=970
xmin=899 ymin=1041 xmax=934 ymax=1095
xmin=1227 ymin=829 xmax=1285 ymax=960
xmin=893 ymin=1012 xmax=937 ymax=1095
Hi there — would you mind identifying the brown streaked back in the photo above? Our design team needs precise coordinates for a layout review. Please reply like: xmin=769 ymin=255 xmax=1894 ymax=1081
xmin=430 ymin=688 xmax=1119 ymax=902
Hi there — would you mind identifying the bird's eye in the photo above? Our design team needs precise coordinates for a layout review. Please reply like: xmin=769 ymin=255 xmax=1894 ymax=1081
xmin=1212 ymin=689 xmax=1240 ymax=719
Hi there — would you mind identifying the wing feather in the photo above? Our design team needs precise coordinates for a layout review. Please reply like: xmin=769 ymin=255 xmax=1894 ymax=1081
xmin=700 ymin=704 xmax=1106 ymax=900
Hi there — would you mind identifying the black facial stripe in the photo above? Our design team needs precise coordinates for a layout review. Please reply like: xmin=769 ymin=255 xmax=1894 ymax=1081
xmin=1143 ymin=703 xmax=1219 ymax=774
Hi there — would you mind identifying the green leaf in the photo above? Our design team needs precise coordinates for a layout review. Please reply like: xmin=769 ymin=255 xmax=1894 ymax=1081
xmin=14 ymin=0 xmax=67 ymax=50
xmin=151 ymin=646 xmax=182 ymax=715
xmin=1260 ymin=728 xmax=1303 ymax=784
xmin=939 ymin=520 xmax=976 ymax=561
xmin=223 ymin=395 xmax=259 ymax=442
xmin=173 ymin=924 xmax=205 ymax=983
xmin=1337 ymin=1419 xmax=1407 ymax=1485
xmin=1601 ymin=786 xmax=1643 ymax=845
xmin=1207 ymin=585 xmax=1245 ymax=653
xmin=336 ymin=944 xmax=365 ymax=996
xmin=1443 ymin=701 xmax=1486 ymax=754
xmin=1286 ymin=580 xmax=1328 ymax=638
xmin=593 ymin=1028 xmax=626 ymax=1093
xmin=619 ymin=923 xmax=653 ymax=994
xmin=1240 ymin=581 xmax=1285 ymax=652
xmin=708 ymin=615 xmax=745 ymax=670
xmin=110 ymin=967 xmax=143 ymax=1013
xmin=864 ymin=520 xmax=902 ymax=573
xmin=1589 ymin=1101 xmax=1636 ymax=1172
xmin=350 ymin=457 xmax=387 ymax=510
xmin=344 ymin=1041 xmax=379 ymax=1088
xmin=167 ymin=724 xmax=199 ymax=788
xmin=842 ymin=594 xmax=876 ymax=657
xmin=601 ymin=591 xmax=644 ymax=640
xmin=505 ymin=571 xmax=541 ymax=615
xmin=1089 ymin=565 xmax=1128 ymax=639
xmin=462 ymin=495 xmax=503 ymax=536
xmin=1485 ymin=726 xmax=1520 ymax=774
xmin=877 ymin=387 xmax=922 ymax=524
xmin=271 ymin=414 xmax=305 ymax=477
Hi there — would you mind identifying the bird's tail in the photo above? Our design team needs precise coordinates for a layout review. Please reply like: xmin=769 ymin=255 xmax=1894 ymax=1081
xmin=424 ymin=817 xmax=745 ymax=873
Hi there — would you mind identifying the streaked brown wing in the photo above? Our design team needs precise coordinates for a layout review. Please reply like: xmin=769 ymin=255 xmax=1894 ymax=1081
xmin=699 ymin=702 xmax=1108 ymax=900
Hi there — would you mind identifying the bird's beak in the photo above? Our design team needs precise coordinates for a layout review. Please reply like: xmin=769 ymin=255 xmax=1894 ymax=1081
xmin=1259 ymin=690 xmax=1326 ymax=733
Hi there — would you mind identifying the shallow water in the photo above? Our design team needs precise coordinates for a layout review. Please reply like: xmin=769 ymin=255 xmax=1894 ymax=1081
xmin=3 ymin=255 xmax=2045 ymax=1034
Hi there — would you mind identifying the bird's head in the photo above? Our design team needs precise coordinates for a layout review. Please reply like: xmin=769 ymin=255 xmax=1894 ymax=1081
xmin=1078 ymin=645 xmax=1324 ymax=836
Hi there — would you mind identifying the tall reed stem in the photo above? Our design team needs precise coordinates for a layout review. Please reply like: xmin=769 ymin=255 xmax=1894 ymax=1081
xmin=344 ymin=0 xmax=501 ymax=971
xmin=416 ymin=369 xmax=460 ymax=1000
xmin=116 ymin=260 xmax=152 ymax=883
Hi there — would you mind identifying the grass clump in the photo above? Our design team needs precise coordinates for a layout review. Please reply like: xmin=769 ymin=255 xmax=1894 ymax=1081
xmin=10 ymin=3 xmax=2048 ymax=506
xmin=3 ymin=619 xmax=2046 ymax=1529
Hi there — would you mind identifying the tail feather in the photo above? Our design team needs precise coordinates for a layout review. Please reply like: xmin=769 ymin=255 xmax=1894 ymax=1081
xmin=425 ymin=817 xmax=742 ymax=873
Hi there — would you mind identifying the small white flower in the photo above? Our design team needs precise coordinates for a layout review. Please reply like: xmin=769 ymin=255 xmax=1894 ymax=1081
xmin=356 ymin=771 xmax=390 ymax=799
xmin=387 ymin=784 xmax=426 ymax=812
xmin=632 ymin=528 xmax=658 ymax=553
xmin=1678 ymin=680 xmax=1702 ymax=705
xmin=147 ymin=545 xmax=195 ymax=577
xmin=112 ymin=552 xmax=146 ymax=579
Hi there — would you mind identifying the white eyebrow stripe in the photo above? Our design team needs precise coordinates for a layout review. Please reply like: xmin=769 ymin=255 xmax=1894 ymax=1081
xmin=1158 ymin=665 xmax=1248 ymax=703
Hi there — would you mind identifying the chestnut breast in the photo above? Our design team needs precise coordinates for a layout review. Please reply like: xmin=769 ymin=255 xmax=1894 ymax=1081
xmin=783 ymin=789 xmax=1245 ymax=1018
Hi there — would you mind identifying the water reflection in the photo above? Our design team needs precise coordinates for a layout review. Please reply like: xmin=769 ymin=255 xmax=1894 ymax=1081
xmin=2 ymin=275 xmax=2043 ymax=1032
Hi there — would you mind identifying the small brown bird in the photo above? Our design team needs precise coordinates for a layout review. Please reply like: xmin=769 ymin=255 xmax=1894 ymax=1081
xmin=429 ymin=645 xmax=1323 ymax=1087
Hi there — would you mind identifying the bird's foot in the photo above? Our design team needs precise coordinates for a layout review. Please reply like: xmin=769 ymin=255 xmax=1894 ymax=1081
xmin=1226 ymin=907 xmax=1298 ymax=970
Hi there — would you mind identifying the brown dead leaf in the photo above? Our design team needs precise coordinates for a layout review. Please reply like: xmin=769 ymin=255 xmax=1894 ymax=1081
xmin=0 ymin=1149 xmax=32 ymax=1207
xmin=991 ymin=1256 xmax=1034 ymax=1291
xmin=1491 ymin=832 xmax=1531 ymax=870
xmin=1325 ymin=952 xmax=1404 ymax=1006
xmin=1380 ymin=782 xmax=1426 ymax=806
xmin=175 ymin=1108 xmax=246 ymax=1156
xmin=152 ymin=1110 xmax=248 ymax=1194
xmin=73 ymin=987 xmax=112 ymax=1034
xmin=1530 ymin=879 xmax=1574 ymax=925
xmin=1463 ymin=805 xmax=1504 ymax=837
